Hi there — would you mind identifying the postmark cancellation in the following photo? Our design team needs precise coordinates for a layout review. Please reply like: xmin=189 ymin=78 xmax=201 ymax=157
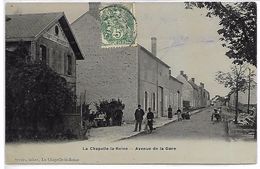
xmin=100 ymin=3 xmax=137 ymax=48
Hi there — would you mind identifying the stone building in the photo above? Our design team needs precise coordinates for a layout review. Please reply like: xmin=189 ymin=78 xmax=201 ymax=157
xmin=198 ymin=82 xmax=210 ymax=107
xmin=205 ymin=90 xmax=211 ymax=106
xmin=177 ymin=71 xmax=210 ymax=109
xmin=71 ymin=3 xmax=183 ymax=121
xmin=138 ymin=45 xmax=183 ymax=117
xmin=168 ymin=75 xmax=183 ymax=113
xmin=6 ymin=12 xmax=84 ymax=133
xmin=176 ymin=71 xmax=194 ymax=109
xmin=188 ymin=78 xmax=200 ymax=108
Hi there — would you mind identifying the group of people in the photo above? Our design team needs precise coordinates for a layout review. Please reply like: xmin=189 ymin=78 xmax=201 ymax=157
xmin=82 ymin=108 xmax=124 ymax=129
xmin=211 ymin=107 xmax=222 ymax=122
xmin=169 ymin=105 xmax=190 ymax=121
xmin=134 ymin=105 xmax=154 ymax=133
xmin=134 ymin=105 xmax=190 ymax=133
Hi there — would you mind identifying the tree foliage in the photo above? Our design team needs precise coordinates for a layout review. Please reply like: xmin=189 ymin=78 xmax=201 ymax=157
xmin=185 ymin=2 xmax=257 ymax=66
xmin=6 ymin=43 xmax=76 ymax=141
xmin=215 ymin=64 xmax=255 ymax=123
xmin=95 ymin=99 xmax=125 ymax=124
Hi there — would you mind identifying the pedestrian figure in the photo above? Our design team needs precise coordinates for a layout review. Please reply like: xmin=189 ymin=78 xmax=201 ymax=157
xmin=98 ymin=112 xmax=106 ymax=127
xmin=147 ymin=107 xmax=154 ymax=133
xmin=134 ymin=105 xmax=145 ymax=132
xmin=80 ymin=119 xmax=91 ymax=140
xmin=177 ymin=108 xmax=182 ymax=121
xmin=168 ymin=105 xmax=173 ymax=119
xmin=105 ymin=113 xmax=111 ymax=126
xmin=89 ymin=111 xmax=96 ymax=127
xmin=211 ymin=108 xmax=221 ymax=122
xmin=115 ymin=107 xmax=123 ymax=126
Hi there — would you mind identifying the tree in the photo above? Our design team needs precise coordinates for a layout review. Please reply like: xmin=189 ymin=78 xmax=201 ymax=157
xmin=95 ymin=99 xmax=125 ymax=126
xmin=215 ymin=64 xmax=255 ymax=123
xmin=185 ymin=2 xmax=257 ymax=67
xmin=6 ymin=43 xmax=76 ymax=141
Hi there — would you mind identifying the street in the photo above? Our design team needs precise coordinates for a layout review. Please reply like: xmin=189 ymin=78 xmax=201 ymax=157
xmin=5 ymin=106 xmax=257 ymax=164
xmin=126 ymin=107 xmax=228 ymax=141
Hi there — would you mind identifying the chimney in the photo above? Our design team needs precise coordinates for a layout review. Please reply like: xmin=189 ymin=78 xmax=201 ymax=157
xmin=183 ymin=74 xmax=188 ymax=80
xmin=180 ymin=71 xmax=184 ymax=75
xmin=200 ymin=82 xmax=204 ymax=88
xmin=191 ymin=78 xmax=195 ymax=83
xmin=151 ymin=37 xmax=157 ymax=56
xmin=89 ymin=2 xmax=101 ymax=20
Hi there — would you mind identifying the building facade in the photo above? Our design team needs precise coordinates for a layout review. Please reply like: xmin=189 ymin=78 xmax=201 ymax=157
xmin=6 ymin=12 xmax=84 ymax=133
xmin=188 ymin=78 xmax=199 ymax=108
xmin=176 ymin=71 xmax=194 ymax=109
xmin=72 ymin=3 xmax=183 ymax=121
xmin=177 ymin=71 xmax=210 ymax=109
xmin=138 ymin=45 xmax=183 ymax=117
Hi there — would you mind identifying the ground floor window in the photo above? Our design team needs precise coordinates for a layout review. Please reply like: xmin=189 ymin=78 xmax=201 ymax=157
xmin=67 ymin=55 xmax=72 ymax=75
xmin=144 ymin=91 xmax=148 ymax=111
xmin=152 ymin=93 xmax=156 ymax=111
xmin=39 ymin=45 xmax=47 ymax=64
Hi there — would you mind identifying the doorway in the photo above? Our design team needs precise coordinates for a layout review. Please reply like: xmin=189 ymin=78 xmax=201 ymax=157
xmin=158 ymin=86 xmax=163 ymax=117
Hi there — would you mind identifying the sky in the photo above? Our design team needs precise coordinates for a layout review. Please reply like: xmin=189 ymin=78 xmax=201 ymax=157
xmin=5 ymin=2 xmax=256 ymax=98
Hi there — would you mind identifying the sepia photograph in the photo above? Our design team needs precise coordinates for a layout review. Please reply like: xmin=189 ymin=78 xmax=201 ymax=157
xmin=4 ymin=0 xmax=257 ymax=164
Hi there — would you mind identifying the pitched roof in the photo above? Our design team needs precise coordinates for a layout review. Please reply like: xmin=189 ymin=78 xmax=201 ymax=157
xmin=170 ymin=76 xmax=183 ymax=84
xmin=6 ymin=12 xmax=84 ymax=60
xmin=188 ymin=80 xmax=199 ymax=91
xmin=6 ymin=12 xmax=62 ymax=41
xmin=138 ymin=45 xmax=170 ymax=68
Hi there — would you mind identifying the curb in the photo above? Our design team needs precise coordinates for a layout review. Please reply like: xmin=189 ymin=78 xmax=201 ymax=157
xmin=115 ymin=118 xmax=177 ymax=142
xmin=115 ymin=108 xmax=206 ymax=142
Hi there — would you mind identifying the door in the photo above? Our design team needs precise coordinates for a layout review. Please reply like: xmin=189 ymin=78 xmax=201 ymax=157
xmin=158 ymin=86 xmax=163 ymax=117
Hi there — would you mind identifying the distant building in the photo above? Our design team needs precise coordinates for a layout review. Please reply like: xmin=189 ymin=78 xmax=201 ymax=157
xmin=205 ymin=90 xmax=210 ymax=106
xmin=71 ymin=3 xmax=183 ymax=121
xmin=211 ymin=95 xmax=225 ymax=107
xmin=177 ymin=72 xmax=210 ymax=109
xmin=176 ymin=71 xmax=194 ymax=109
xmin=188 ymin=78 xmax=200 ymax=108
xmin=6 ymin=12 xmax=84 ymax=133
xmin=198 ymin=82 xmax=210 ymax=107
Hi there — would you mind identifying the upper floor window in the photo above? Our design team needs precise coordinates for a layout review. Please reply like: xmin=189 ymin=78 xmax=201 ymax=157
xmin=39 ymin=45 xmax=47 ymax=64
xmin=55 ymin=25 xmax=59 ymax=36
xmin=67 ymin=55 xmax=72 ymax=75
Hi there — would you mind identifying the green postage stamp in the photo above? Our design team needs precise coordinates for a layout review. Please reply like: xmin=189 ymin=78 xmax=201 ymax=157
xmin=100 ymin=4 xmax=137 ymax=48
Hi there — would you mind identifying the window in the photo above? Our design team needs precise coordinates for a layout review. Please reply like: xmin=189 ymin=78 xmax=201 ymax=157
xmin=39 ymin=45 xmax=47 ymax=64
xmin=177 ymin=91 xmax=180 ymax=107
xmin=153 ymin=93 xmax=156 ymax=111
xmin=26 ymin=55 xmax=31 ymax=63
xmin=55 ymin=25 xmax=59 ymax=36
xmin=67 ymin=55 xmax=72 ymax=75
xmin=165 ymin=96 xmax=168 ymax=109
xmin=170 ymin=93 xmax=174 ymax=106
xmin=144 ymin=91 xmax=148 ymax=111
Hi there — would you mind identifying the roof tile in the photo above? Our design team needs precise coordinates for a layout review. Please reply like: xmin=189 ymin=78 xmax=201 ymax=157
xmin=6 ymin=12 xmax=62 ymax=40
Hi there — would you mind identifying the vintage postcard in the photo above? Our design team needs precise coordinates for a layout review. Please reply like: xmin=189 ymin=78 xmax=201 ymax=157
xmin=5 ymin=1 xmax=257 ymax=164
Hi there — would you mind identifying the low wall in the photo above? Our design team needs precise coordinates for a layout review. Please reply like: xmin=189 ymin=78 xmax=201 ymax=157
xmin=62 ymin=114 xmax=81 ymax=137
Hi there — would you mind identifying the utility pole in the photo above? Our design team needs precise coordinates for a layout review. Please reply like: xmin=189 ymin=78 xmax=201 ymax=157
xmin=235 ymin=77 xmax=239 ymax=124
xmin=247 ymin=68 xmax=251 ymax=114
xmin=80 ymin=93 xmax=83 ymax=129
